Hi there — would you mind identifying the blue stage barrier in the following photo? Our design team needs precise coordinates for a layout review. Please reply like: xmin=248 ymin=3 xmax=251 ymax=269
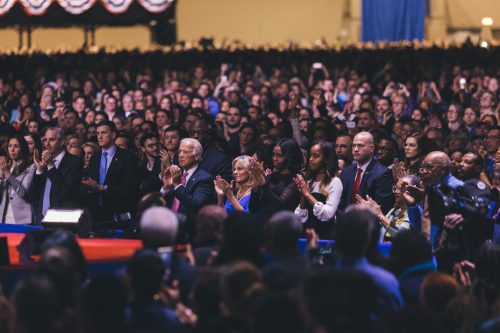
xmin=0 ymin=224 xmax=43 ymax=233
xmin=298 ymin=239 xmax=391 ymax=256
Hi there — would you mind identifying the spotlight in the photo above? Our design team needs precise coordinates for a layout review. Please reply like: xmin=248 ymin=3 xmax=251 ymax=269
xmin=480 ymin=17 xmax=493 ymax=43
xmin=481 ymin=17 xmax=493 ymax=27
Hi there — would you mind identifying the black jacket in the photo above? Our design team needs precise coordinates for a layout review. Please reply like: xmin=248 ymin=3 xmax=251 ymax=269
xmin=31 ymin=152 xmax=83 ymax=222
xmin=86 ymin=146 xmax=139 ymax=222
xmin=198 ymin=143 xmax=232 ymax=182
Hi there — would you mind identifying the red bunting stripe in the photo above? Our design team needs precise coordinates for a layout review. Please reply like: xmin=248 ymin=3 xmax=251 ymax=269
xmin=0 ymin=0 xmax=173 ymax=16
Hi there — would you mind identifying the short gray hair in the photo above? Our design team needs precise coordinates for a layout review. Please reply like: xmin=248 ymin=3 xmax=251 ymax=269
xmin=45 ymin=127 xmax=65 ymax=141
xmin=140 ymin=207 xmax=179 ymax=248
xmin=180 ymin=138 xmax=203 ymax=156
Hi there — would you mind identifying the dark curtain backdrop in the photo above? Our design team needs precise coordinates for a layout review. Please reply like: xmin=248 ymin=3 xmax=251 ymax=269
xmin=362 ymin=0 xmax=425 ymax=42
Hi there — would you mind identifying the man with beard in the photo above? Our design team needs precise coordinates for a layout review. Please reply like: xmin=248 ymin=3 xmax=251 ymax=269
xmin=456 ymin=151 xmax=484 ymax=181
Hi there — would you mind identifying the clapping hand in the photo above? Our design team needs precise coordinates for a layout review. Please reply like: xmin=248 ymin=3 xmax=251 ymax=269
xmin=42 ymin=150 xmax=54 ymax=168
xmin=159 ymin=149 xmax=172 ymax=171
xmin=453 ymin=260 xmax=475 ymax=288
xmin=248 ymin=157 xmax=266 ymax=185
xmin=81 ymin=178 xmax=102 ymax=193
xmin=0 ymin=156 xmax=10 ymax=178
xmin=169 ymin=165 xmax=182 ymax=186
xmin=391 ymin=158 xmax=407 ymax=180
xmin=214 ymin=177 xmax=224 ymax=196
xmin=214 ymin=176 xmax=232 ymax=196
xmin=162 ymin=167 xmax=174 ymax=188
xmin=33 ymin=149 xmax=45 ymax=172
xmin=293 ymin=174 xmax=310 ymax=195
xmin=402 ymin=181 xmax=425 ymax=206
xmin=355 ymin=194 xmax=383 ymax=217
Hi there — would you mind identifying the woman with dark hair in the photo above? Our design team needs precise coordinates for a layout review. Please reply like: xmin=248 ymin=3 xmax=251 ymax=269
xmin=16 ymin=105 xmax=36 ymax=131
xmin=261 ymin=138 xmax=302 ymax=211
xmin=401 ymin=133 xmax=438 ymax=175
xmin=0 ymin=134 xmax=35 ymax=224
xmin=154 ymin=109 xmax=173 ymax=134
xmin=294 ymin=141 xmax=342 ymax=239
xmin=23 ymin=132 xmax=43 ymax=159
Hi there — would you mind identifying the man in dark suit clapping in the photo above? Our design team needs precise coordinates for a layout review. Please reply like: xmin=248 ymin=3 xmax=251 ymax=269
xmin=161 ymin=138 xmax=216 ymax=216
xmin=82 ymin=121 xmax=139 ymax=223
xmin=339 ymin=131 xmax=394 ymax=213
xmin=31 ymin=127 xmax=83 ymax=223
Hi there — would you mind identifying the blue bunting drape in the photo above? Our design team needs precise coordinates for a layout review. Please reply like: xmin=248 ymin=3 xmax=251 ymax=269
xmin=362 ymin=0 xmax=425 ymax=42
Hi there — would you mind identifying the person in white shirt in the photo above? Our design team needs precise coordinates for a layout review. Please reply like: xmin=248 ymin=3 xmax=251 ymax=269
xmin=294 ymin=141 xmax=342 ymax=239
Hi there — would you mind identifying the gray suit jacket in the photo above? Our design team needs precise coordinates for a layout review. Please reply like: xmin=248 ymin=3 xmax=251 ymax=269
xmin=0 ymin=164 xmax=35 ymax=224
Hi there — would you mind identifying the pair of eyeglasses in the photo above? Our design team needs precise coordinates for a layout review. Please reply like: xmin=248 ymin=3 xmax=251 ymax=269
xmin=392 ymin=185 xmax=402 ymax=194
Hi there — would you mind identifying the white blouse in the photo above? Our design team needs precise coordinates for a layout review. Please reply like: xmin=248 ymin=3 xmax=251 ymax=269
xmin=294 ymin=177 xmax=343 ymax=223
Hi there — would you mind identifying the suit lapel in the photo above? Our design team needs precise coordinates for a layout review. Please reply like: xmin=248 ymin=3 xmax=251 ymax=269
xmin=359 ymin=159 xmax=376 ymax=195
xmin=105 ymin=149 xmax=120 ymax=183
xmin=184 ymin=169 xmax=198 ymax=192
xmin=58 ymin=154 xmax=67 ymax=172
xmin=345 ymin=166 xmax=357 ymax=200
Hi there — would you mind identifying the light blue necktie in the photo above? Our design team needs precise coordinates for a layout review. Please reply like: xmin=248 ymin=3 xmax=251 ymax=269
xmin=99 ymin=152 xmax=108 ymax=206
xmin=42 ymin=158 xmax=57 ymax=216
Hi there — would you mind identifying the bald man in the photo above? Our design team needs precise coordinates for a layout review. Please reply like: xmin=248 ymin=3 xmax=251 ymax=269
xmin=419 ymin=151 xmax=464 ymax=243
xmin=339 ymin=131 xmax=394 ymax=213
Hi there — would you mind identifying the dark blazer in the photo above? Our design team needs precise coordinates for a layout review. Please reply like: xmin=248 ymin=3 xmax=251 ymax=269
xmin=339 ymin=159 xmax=394 ymax=213
xmin=164 ymin=166 xmax=216 ymax=215
xmin=199 ymin=143 xmax=233 ymax=182
xmin=139 ymin=156 xmax=163 ymax=196
xmin=87 ymin=146 xmax=139 ymax=222
xmin=31 ymin=152 xmax=83 ymax=222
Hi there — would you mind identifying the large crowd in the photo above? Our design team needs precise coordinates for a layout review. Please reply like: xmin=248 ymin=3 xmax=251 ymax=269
xmin=0 ymin=44 xmax=500 ymax=333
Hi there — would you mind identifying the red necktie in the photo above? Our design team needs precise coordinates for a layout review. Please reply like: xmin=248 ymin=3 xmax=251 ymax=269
xmin=171 ymin=171 xmax=189 ymax=212
xmin=352 ymin=167 xmax=363 ymax=202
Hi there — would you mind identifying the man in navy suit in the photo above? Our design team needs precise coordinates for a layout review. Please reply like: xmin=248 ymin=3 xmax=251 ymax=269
xmin=339 ymin=131 xmax=394 ymax=213
xmin=31 ymin=127 xmax=83 ymax=222
xmin=161 ymin=138 xmax=216 ymax=216
xmin=82 ymin=121 xmax=139 ymax=223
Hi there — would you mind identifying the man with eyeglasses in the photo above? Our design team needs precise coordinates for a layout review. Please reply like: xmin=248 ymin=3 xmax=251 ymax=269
xmin=418 ymin=151 xmax=467 ymax=271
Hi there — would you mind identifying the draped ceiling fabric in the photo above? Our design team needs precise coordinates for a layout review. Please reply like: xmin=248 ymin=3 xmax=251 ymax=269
xmin=362 ymin=0 xmax=425 ymax=42
xmin=0 ymin=0 xmax=175 ymax=27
